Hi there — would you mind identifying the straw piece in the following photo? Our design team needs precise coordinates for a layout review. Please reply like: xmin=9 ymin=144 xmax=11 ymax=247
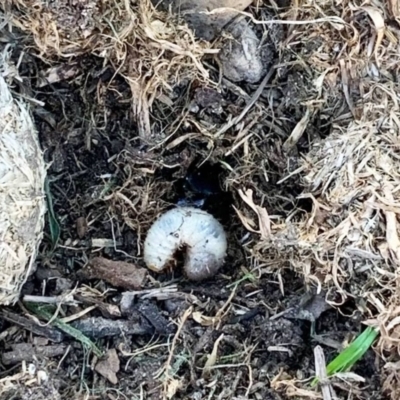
xmin=0 ymin=56 xmax=46 ymax=305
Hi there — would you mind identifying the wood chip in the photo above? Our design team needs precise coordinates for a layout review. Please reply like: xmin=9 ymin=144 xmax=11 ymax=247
xmin=138 ymin=301 xmax=176 ymax=335
xmin=79 ymin=257 xmax=147 ymax=290
xmin=95 ymin=349 xmax=120 ymax=384
xmin=76 ymin=216 xmax=88 ymax=239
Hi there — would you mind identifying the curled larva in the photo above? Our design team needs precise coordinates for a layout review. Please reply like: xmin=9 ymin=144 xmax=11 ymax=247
xmin=143 ymin=207 xmax=227 ymax=281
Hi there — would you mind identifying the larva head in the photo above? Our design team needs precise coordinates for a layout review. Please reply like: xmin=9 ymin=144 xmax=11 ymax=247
xmin=184 ymin=249 xmax=226 ymax=281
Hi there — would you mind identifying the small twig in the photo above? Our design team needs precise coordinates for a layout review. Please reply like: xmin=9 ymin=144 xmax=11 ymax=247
xmin=214 ymin=66 xmax=276 ymax=138
xmin=202 ymin=333 xmax=224 ymax=378
xmin=1 ymin=310 xmax=64 ymax=343
xmin=314 ymin=346 xmax=336 ymax=400
xmin=71 ymin=317 xmax=153 ymax=339
xmin=204 ymin=9 xmax=346 ymax=27
xmin=24 ymin=303 xmax=103 ymax=357
xmin=22 ymin=294 xmax=78 ymax=306
xmin=123 ymin=285 xmax=179 ymax=300
xmin=269 ymin=308 xmax=294 ymax=320
xmin=75 ymin=294 xmax=121 ymax=318
xmin=60 ymin=306 xmax=97 ymax=323
xmin=57 ymin=345 xmax=72 ymax=370
xmin=276 ymin=166 xmax=306 ymax=184
xmin=2 ymin=343 xmax=68 ymax=366
xmin=203 ymin=362 xmax=248 ymax=370
xmin=155 ymin=306 xmax=193 ymax=385
xmin=216 ymin=286 xmax=238 ymax=329
xmin=221 ymin=77 xmax=251 ymax=100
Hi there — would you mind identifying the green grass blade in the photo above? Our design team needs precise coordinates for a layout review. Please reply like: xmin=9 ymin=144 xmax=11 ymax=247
xmin=25 ymin=302 xmax=103 ymax=358
xmin=311 ymin=326 xmax=379 ymax=386
xmin=326 ymin=326 xmax=379 ymax=374
xmin=226 ymin=272 xmax=256 ymax=288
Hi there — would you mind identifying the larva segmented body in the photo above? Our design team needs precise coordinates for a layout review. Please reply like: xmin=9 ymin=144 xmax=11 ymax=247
xmin=143 ymin=207 xmax=227 ymax=281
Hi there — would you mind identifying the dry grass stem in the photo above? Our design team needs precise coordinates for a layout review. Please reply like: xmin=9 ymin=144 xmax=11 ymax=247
xmin=0 ymin=49 xmax=46 ymax=305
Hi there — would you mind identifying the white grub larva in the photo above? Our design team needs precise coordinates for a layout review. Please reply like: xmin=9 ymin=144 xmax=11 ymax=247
xmin=143 ymin=207 xmax=227 ymax=281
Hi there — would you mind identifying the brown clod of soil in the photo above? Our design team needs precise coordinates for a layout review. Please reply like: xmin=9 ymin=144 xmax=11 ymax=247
xmin=164 ymin=0 xmax=253 ymax=41
xmin=95 ymin=348 xmax=120 ymax=385
xmin=218 ymin=18 xmax=273 ymax=83
xmin=79 ymin=257 xmax=147 ymax=290
xmin=286 ymin=291 xmax=332 ymax=322
xmin=194 ymin=87 xmax=224 ymax=113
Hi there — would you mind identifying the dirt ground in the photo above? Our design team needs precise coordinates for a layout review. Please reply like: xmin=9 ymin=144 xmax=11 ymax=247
xmin=1 ymin=0 xmax=399 ymax=399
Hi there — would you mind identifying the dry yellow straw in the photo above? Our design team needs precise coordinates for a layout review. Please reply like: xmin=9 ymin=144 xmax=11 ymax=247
xmin=0 ymin=54 xmax=46 ymax=305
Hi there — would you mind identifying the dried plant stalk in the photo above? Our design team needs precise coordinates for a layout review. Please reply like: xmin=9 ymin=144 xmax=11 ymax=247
xmin=0 ymin=54 xmax=46 ymax=305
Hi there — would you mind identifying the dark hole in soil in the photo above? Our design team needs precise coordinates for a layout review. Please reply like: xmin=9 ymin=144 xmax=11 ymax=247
xmin=295 ymin=196 xmax=314 ymax=213
xmin=185 ymin=159 xmax=224 ymax=195
xmin=158 ymin=159 xmax=235 ymax=225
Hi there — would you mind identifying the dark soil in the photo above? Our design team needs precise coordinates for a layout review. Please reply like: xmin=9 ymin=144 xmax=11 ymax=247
xmin=0 ymin=11 xmax=386 ymax=400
